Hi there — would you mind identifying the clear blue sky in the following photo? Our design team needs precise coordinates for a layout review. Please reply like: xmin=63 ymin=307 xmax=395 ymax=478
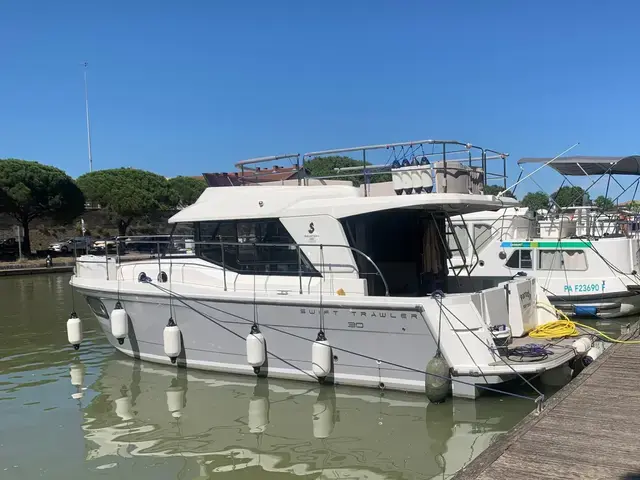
xmin=2 ymin=1 xmax=640 ymax=199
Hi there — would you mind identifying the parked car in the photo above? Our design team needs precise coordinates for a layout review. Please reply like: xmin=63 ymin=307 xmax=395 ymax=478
xmin=49 ymin=237 xmax=93 ymax=253
xmin=92 ymin=237 xmax=125 ymax=254
xmin=124 ymin=235 xmax=172 ymax=254
xmin=0 ymin=238 xmax=20 ymax=260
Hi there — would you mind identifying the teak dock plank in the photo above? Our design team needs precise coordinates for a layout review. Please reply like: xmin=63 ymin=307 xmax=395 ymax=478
xmin=454 ymin=325 xmax=640 ymax=480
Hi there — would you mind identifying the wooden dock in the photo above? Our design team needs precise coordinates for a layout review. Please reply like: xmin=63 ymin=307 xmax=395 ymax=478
xmin=454 ymin=324 xmax=640 ymax=480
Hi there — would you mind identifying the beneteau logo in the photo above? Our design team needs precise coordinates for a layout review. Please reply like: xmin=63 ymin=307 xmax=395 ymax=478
xmin=304 ymin=222 xmax=319 ymax=242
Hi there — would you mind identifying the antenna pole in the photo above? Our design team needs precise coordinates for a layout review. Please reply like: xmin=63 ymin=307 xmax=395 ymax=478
xmin=82 ymin=62 xmax=93 ymax=172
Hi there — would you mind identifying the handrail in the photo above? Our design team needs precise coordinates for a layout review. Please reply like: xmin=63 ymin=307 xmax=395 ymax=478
xmin=301 ymin=138 xmax=510 ymax=194
xmin=202 ymin=138 xmax=510 ymax=193
xmin=234 ymin=153 xmax=300 ymax=168
xmin=98 ymin=236 xmax=391 ymax=297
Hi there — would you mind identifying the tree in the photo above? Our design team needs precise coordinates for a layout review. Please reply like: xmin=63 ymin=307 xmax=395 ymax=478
xmin=594 ymin=195 xmax=615 ymax=211
xmin=627 ymin=201 xmax=640 ymax=213
xmin=483 ymin=184 xmax=515 ymax=198
xmin=168 ymin=176 xmax=207 ymax=208
xmin=77 ymin=168 xmax=178 ymax=236
xmin=521 ymin=191 xmax=550 ymax=212
xmin=0 ymin=159 xmax=85 ymax=253
xmin=304 ymin=155 xmax=391 ymax=185
xmin=551 ymin=186 xmax=589 ymax=208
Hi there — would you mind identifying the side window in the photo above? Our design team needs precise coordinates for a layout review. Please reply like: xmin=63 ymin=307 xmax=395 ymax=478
xmin=473 ymin=224 xmax=492 ymax=250
xmin=196 ymin=219 xmax=317 ymax=275
xmin=85 ymin=296 xmax=109 ymax=319
xmin=196 ymin=221 xmax=237 ymax=265
xmin=505 ymin=250 xmax=520 ymax=268
xmin=538 ymin=250 xmax=587 ymax=271
xmin=505 ymin=249 xmax=533 ymax=269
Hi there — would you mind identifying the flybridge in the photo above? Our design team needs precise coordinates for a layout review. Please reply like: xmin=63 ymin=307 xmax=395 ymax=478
xmin=204 ymin=138 xmax=510 ymax=197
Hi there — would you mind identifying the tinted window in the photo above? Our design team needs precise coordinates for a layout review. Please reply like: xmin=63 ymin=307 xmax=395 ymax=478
xmin=86 ymin=296 xmax=109 ymax=319
xmin=195 ymin=220 xmax=317 ymax=275
xmin=505 ymin=250 xmax=520 ymax=268
xmin=505 ymin=249 xmax=533 ymax=269
xmin=538 ymin=250 xmax=587 ymax=271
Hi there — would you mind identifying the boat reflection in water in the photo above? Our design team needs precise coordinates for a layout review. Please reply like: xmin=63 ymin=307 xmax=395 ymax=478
xmin=79 ymin=358 xmax=532 ymax=479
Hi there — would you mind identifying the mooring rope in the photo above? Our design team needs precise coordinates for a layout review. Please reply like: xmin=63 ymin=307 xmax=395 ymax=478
xmin=141 ymin=280 xmax=541 ymax=403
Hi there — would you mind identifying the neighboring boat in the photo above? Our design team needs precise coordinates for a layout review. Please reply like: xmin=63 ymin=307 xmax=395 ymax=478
xmin=449 ymin=155 xmax=640 ymax=318
xmin=69 ymin=139 xmax=594 ymax=400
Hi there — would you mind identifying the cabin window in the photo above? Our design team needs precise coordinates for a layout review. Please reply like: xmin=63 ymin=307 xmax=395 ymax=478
xmin=538 ymin=249 xmax=587 ymax=271
xmin=473 ymin=224 xmax=492 ymax=250
xmin=505 ymin=249 xmax=533 ymax=269
xmin=85 ymin=296 xmax=109 ymax=319
xmin=195 ymin=219 xmax=317 ymax=275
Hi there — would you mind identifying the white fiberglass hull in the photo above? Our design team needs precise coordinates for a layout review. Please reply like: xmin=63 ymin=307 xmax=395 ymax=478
xmin=548 ymin=291 xmax=640 ymax=318
xmin=71 ymin=281 xmax=563 ymax=401
xmin=71 ymin=255 xmax=580 ymax=401
xmin=449 ymin=276 xmax=640 ymax=318
xmin=85 ymin=291 xmax=438 ymax=394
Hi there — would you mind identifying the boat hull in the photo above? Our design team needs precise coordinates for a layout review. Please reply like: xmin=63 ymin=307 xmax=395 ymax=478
xmin=81 ymin=290 xmax=442 ymax=395
xmin=71 ymin=267 xmax=576 ymax=401
xmin=548 ymin=290 xmax=640 ymax=318
xmin=449 ymin=275 xmax=640 ymax=318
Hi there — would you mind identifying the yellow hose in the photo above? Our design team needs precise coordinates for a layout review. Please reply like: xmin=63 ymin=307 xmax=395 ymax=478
xmin=532 ymin=302 xmax=640 ymax=344
xmin=528 ymin=319 xmax=580 ymax=339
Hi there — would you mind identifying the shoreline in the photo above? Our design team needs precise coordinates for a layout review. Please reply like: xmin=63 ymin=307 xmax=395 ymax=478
xmin=0 ymin=264 xmax=74 ymax=276
xmin=0 ymin=252 xmax=155 ymax=276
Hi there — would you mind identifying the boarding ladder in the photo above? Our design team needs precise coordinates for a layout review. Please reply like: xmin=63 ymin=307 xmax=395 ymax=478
xmin=440 ymin=213 xmax=479 ymax=277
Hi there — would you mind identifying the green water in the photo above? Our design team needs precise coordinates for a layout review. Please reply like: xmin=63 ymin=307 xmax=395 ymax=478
xmin=0 ymin=274 xmax=630 ymax=479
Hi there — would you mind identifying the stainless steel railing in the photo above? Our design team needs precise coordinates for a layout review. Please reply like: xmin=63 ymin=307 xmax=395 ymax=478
xmin=76 ymin=235 xmax=390 ymax=296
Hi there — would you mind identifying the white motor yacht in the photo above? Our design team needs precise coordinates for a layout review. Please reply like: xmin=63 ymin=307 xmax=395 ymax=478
xmin=68 ymin=139 xmax=597 ymax=400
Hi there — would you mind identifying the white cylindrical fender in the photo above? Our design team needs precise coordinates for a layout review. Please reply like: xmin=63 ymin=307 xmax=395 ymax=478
xmin=572 ymin=337 xmax=592 ymax=355
xmin=391 ymin=160 xmax=403 ymax=194
xmin=410 ymin=160 xmax=422 ymax=193
xmin=248 ymin=397 xmax=269 ymax=433
xmin=312 ymin=333 xmax=332 ymax=379
xmin=110 ymin=303 xmax=128 ymax=344
xmin=583 ymin=341 xmax=605 ymax=366
xmin=166 ymin=387 xmax=184 ymax=418
xmin=312 ymin=401 xmax=335 ymax=439
xmin=246 ymin=329 xmax=266 ymax=368
xmin=400 ymin=160 xmax=412 ymax=194
xmin=66 ymin=314 xmax=82 ymax=350
xmin=163 ymin=320 xmax=181 ymax=363
xmin=115 ymin=396 xmax=133 ymax=421
xmin=420 ymin=157 xmax=433 ymax=193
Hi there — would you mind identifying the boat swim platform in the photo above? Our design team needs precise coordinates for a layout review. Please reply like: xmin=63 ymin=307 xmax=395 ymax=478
xmin=453 ymin=321 xmax=640 ymax=480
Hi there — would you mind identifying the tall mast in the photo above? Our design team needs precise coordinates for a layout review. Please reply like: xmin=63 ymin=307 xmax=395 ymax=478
xmin=82 ymin=61 xmax=93 ymax=172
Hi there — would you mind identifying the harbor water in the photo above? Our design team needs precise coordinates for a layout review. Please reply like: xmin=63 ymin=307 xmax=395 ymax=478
xmin=0 ymin=273 xmax=631 ymax=479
